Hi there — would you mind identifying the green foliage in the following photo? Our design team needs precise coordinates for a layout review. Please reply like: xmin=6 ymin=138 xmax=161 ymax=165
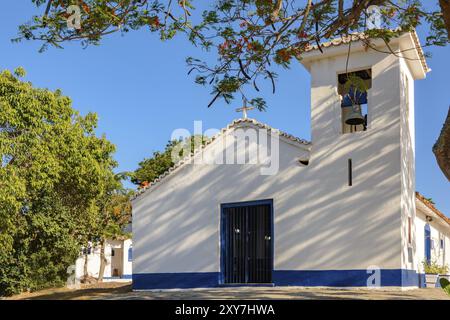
xmin=16 ymin=1 xmax=449 ymax=109
xmin=423 ymin=260 xmax=449 ymax=274
xmin=0 ymin=68 xmax=117 ymax=296
xmin=131 ymin=135 xmax=207 ymax=186
xmin=13 ymin=67 xmax=26 ymax=77
xmin=343 ymin=74 xmax=368 ymax=94
xmin=94 ymin=174 xmax=133 ymax=242
xmin=440 ymin=278 xmax=450 ymax=296
xmin=131 ymin=140 xmax=179 ymax=186
xmin=424 ymin=197 xmax=435 ymax=204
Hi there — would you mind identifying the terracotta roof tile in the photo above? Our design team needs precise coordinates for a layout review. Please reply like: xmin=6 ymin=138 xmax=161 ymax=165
xmin=304 ymin=30 xmax=429 ymax=75
xmin=416 ymin=192 xmax=450 ymax=227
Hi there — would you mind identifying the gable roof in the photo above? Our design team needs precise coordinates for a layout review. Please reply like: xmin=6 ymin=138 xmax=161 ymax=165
xmin=131 ymin=118 xmax=311 ymax=201
xmin=416 ymin=192 xmax=450 ymax=228
xmin=302 ymin=30 xmax=429 ymax=77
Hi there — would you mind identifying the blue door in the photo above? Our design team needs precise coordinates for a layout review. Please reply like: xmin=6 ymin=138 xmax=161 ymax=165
xmin=221 ymin=200 xmax=273 ymax=284
xmin=424 ymin=224 xmax=431 ymax=264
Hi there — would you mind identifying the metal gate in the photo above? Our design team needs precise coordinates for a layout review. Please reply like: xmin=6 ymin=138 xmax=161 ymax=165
xmin=221 ymin=200 xmax=273 ymax=284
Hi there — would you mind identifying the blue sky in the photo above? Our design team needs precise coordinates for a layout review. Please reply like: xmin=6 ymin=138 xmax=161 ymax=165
xmin=1 ymin=2 xmax=449 ymax=215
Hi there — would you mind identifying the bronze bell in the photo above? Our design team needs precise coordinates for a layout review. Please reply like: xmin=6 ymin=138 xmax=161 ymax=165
xmin=344 ymin=104 xmax=365 ymax=125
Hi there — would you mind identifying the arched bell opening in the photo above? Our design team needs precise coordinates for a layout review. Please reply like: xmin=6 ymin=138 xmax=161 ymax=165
xmin=338 ymin=69 xmax=372 ymax=134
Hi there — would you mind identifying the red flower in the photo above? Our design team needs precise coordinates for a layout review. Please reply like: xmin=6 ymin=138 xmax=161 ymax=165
xmin=297 ymin=30 xmax=308 ymax=39
xmin=148 ymin=16 xmax=160 ymax=28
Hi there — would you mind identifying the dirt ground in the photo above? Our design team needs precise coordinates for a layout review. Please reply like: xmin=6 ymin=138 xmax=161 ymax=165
xmin=5 ymin=282 xmax=450 ymax=300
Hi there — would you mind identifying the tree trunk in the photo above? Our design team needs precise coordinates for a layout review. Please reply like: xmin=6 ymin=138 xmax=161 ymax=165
xmin=433 ymin=107 xmax=450 ymax=181
xmin=82 ymin=251 xmax=89 ymax=282
xmin=97 ymin=240 xmax=107 ymax=282
xmin=439 ymin=0 xmax=450 ymax=40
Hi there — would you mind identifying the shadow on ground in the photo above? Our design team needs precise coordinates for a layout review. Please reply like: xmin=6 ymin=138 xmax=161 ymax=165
xmin=9 ymin=282 xmax=449 ymax=300
xmin=9 ymin=282 xmax=132 ymax=300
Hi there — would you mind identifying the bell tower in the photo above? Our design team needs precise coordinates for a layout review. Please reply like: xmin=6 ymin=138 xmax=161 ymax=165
xmin=299 ymin=32 xmax=429 ymax=286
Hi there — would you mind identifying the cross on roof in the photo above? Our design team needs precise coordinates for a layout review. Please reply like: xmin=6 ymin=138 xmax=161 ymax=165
xmin=235 ymin=98 xmax=255 ymax=119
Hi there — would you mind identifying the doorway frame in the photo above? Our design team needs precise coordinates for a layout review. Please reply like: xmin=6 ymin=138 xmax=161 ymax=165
xmin=219 ymin=199 xmax=274 ymax=285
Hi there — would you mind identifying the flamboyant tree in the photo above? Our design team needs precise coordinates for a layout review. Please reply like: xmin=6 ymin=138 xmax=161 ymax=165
xmin=16 ymin=1 xmax=450 ymax=177
xmin=16 ymin=1 xmax=449 ymax=104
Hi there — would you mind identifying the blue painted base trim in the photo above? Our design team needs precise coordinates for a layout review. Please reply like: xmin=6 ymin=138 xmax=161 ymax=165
xmin=274 ymin=269 xmax=421 ymax=287
xmin=133 ymin=269 xmax=422 ymax=290
xmin=133 ymin=272 xmax=219 ymax=290
xmin=418 ymin=273 xmax=426 ymax=288
xmin=401 ymin=269 xmax=421 ymax=287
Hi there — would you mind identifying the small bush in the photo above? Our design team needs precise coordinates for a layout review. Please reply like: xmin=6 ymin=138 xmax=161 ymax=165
xmin=423 ymin=260 xmax=449 ymax=274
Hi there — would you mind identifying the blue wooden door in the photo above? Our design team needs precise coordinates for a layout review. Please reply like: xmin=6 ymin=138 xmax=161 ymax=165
xmin=424 ymin=224 xmax=431 ymax=264
xmin=221 ymin=200 xmax=273 ymax=284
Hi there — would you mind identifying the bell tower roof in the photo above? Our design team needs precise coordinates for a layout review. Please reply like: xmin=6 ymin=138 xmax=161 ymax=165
xmin=298 ymin=30 xmax=429 ymax=80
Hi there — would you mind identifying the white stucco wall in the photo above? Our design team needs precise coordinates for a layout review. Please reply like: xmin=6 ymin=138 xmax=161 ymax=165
xmin=399 ymin=57 xmax=417 ymax=272
xmin=304 ymin=43 xmax=404 ymax=271
xmin=133 ymin=129 xmax=311 ymax=273
xmin=133 ymin=34 xmax=427 ymax=282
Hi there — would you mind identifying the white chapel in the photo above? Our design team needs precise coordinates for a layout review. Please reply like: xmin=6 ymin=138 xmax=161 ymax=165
xmin=131 ymin=31 xmax=450 ymax=289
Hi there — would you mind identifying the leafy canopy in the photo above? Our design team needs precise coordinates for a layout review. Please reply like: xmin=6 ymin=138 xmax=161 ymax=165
xmin=16 ymin=1 xmax=450 ymax=108
xmin=0 ymin=68 xmax=117 ymax=296
xmin=94 ymin=173 xmax=132 ymax=242
xmin=131 ymin=135 xmax=207 ymax=187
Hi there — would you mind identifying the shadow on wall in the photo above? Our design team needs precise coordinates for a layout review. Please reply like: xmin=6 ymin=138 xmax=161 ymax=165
xmin=133 ymin=57 xmax=405 ymax=273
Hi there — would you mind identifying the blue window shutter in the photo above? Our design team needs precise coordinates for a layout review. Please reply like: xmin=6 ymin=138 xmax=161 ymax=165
xmin=128 ymin=247 xmax=132 ymax=261
xmin=424 ymin=224 xmax=431 ymax=264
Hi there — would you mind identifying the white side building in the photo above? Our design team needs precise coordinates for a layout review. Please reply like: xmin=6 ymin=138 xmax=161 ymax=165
xmin=75 ymin=239 xmax=132 ymax=282
xmin=415 ymin=193 xmax=450 ymax=280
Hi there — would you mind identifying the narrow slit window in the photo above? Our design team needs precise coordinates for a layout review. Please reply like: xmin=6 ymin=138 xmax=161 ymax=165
xmin=408 ymin=217 xmax=412 ymax=245
xmin=338 ymin=69 xmax=372 ymax=134
xmin=348 ymin=159 xmax=352 ymax=186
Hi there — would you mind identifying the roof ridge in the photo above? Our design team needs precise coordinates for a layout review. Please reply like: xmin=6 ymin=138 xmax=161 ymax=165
xmin=416 ymin=192 xmax=450 ymax=227
xmin=303 ymin=30 xmax=429 ymax=74
xmin=131 ymin=118 xmax=310 ymax=201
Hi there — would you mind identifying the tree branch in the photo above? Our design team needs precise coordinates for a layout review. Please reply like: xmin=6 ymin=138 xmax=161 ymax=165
xmin=44 ymin=0 xmax=53 ymax=18
xmin=439 ymin=0 xmax=450 ymax=40
xmin=271 ymin=0 xmax=284 ymax=22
